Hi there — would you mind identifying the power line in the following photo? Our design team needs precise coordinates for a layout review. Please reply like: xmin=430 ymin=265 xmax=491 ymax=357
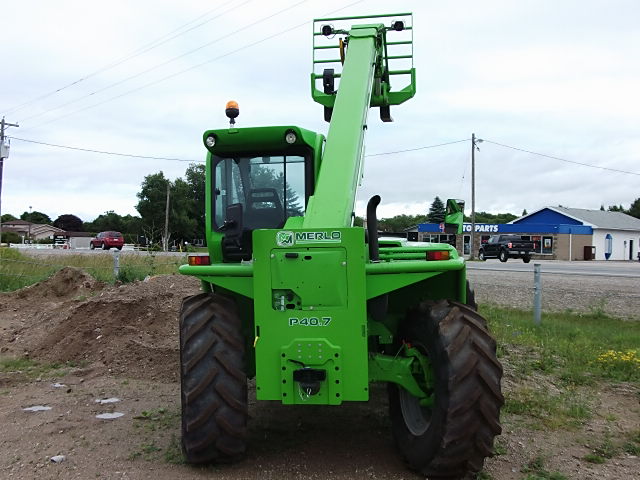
xmin=2 ymin=1 xmax=244 ymax=116
xmin=24 ymin=0 xmax=365 ymax=132
xmin=11 ymin=134 xmax=640 ymax=179
xmin=21 ymin=0 xmax=309 ymax=128
xmin=365 ymin=139 xmax=470 ymax=156
xmin=9 ymin=135 xmax=466 ymax=163
xmin=483 ymin=139 xmax=640 ymax=176
xmin=9 ymin=136 xmax=199 ymax=162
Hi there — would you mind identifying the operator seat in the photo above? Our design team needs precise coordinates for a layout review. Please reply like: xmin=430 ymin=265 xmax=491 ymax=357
xmin=221 ymin=188 xmax=285 ymax=262
xmin=244 ymin=188 xmax=285 ymax=229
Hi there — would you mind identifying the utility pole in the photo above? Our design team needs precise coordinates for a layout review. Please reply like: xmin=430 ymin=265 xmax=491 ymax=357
xmin=163 ymin=182 xmax=170 ymax=252
xmin=0 ymin=117 xmax=19 ymax=246
xmin=469 ymin=133 xmax=482 ymax=260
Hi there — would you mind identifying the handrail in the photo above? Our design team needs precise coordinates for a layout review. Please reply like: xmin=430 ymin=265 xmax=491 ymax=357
xmin=314 ymin=13 xmax=412 ymax=22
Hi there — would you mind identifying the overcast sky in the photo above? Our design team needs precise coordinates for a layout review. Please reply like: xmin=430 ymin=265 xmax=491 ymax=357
xmin=1 ymin=0 xmax=638 ymax=223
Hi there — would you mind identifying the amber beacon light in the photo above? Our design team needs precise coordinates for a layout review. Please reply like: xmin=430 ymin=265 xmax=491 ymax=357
xmin=225 ymin=100 xmax=239 ymax=126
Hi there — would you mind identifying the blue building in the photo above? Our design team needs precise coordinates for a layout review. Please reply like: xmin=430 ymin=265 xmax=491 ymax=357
xmin=415 ymin=206 xmax=640 ymax=261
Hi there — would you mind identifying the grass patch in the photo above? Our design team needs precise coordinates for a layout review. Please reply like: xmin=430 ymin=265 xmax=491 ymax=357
xmin=0 ymin=357 xmax=77 ymax=379
xmin=583 ymin=453 xmax=606 ymax=464
xmin=592 ymin=435 xmax=618 ymax=459
xmin=483 ymin=304 xmax=640 ymax=383
xmin=493 ymin=438 xmax=507 ymax=456
xmin=0 ymin=248 xmax=187 ymax=291
xmin=133 ymin=408 xmax=178 ymax=432
xmin=520 ymin=455 xmax=568 ymax=479
xmin=623 ymin=441 xmax=640 ymax=455
xmin=503 ymin=386 xmax=591 ymax=430
xmin=474 ymin=471 xmax=493 ymax=479
xmin=584 ymin=430 xmax=638 ymax=462
xmin=128 ymin=441 xmax=162 ymax=461
xmin=164 ymin=434 xmax=186 ymax=464
xmin=130 ymin=407 xmax=183 ymax=463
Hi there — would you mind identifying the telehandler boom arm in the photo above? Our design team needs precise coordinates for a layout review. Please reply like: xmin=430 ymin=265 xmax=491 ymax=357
xmin=304 ymin=14 xmax=416 ymax=228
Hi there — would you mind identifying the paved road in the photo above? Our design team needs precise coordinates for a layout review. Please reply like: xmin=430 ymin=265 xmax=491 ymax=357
xmin=467 ymin=259 xmax=640 ymax=278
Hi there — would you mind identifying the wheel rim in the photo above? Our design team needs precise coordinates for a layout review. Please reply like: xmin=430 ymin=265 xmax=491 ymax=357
xmin=399 ymin=388 xmax=430 ymax=436
xmin=398 ymin=342 xmax=433 ymax=436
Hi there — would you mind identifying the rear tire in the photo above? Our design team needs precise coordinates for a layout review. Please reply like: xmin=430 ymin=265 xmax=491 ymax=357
xmin=478 ymin=250 xmax=486 ymax=261
xmin=90 ymin=243 xmax=95 ymax=250
xmin=389 ymin=300 xmax=503 ymax=478
xmin=101 ymin=242 xmax=108 ymax=250
xmin=499 ymin=250 xmax=508 ymax=262
xmin=523 ymin=255 xmax=531 ymax=263
xmin=179 ymin=293 xmax=247 ymax=464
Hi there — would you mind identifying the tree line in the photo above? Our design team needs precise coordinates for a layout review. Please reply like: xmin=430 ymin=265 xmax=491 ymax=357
xmin=360 ymin=196 xmax=640 ymax=233
xmin=366 ymin=196 xmax=520 ymax=233
xmin=600 ymin=200 xmax=640 ymax=218
xmin=1 ymin=164 xmax=206 ymax=247
xmin=2 ymin=172 xmax=639 ymax=244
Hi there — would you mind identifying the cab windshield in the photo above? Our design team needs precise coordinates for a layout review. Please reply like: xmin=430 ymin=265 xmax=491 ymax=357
xmin=213 ymin=154 xmax=307 ymax=230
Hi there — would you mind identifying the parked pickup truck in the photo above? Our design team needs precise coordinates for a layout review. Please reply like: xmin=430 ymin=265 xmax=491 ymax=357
xmin=478 ymin=234 xmax=535 ymax=263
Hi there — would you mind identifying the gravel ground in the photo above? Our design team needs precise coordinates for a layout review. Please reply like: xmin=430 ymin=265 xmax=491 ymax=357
xmin=468 ymin=268 xmax=640 ymax=320
xmin=1 ymin=267 xmax=639 ymax=479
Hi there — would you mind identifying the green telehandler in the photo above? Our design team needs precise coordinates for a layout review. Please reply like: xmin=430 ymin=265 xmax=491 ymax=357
xmin=178 ymin=13 xmax=503 ymax=478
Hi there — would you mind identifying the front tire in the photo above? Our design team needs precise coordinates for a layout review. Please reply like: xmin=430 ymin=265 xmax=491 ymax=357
xmin=389 ymin=300 xmax=503 ymax=478
xmin=499 ymin=250 xmax=508 ymax=262
xmin=179 ymin=293 xmax=247 ymax=464
xmin=523 ymin=255 xmax=531 ymax=263
xmin=478 ymin=250 xmax=486 ymax=261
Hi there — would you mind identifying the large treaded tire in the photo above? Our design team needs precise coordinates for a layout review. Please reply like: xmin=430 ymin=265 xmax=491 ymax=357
xmin=499 ymin=250 xmax=508 ymax=262
xmin=389 ymin=300 xmax=503 ymax=478
xmin=179 ymin=293 xmax=247 ymax=464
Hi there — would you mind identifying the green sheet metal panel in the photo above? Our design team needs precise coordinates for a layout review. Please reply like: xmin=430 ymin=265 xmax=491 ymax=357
xmin=252 ymin=227 xmax=368 ymax=404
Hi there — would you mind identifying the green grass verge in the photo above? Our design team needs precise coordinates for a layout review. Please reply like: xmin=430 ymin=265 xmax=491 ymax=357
xmin=483 ymin=304 xmax=640 ymax=384
xmin=484 ymin=304 xmax=639 ymax=432
xmin=0 ymin=357 xmax=81 ymax=379
xmin=0 ymin=248 xmax=187 ymax=291
xmin=502 ymin=385 xmax=592 ymax=430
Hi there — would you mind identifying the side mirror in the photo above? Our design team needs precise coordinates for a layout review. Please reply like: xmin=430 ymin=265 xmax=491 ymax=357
xmin=444 ymin=199 xmax=464 ymax=234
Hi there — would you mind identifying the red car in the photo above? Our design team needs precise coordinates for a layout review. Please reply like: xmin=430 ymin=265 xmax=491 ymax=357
xmin=90 ymin=231 xmax=124 ymax=250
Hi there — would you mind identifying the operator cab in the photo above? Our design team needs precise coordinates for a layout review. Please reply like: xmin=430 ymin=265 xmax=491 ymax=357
xmin=205 ymin=103 xmax=322 ymax=262
xmin=213 ymin=152 xmax=313 ymax=260
xmin=214 ymin=154 xmax=307 ymax=229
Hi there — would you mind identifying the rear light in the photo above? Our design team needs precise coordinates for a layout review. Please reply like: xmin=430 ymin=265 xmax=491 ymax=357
xmin=426 ymin=250 xmax=450 ymax=261
xmin=188 ymin=255 xmax=211 ymax=266
xmin=508 ymin=242 xmax=513 ymax=248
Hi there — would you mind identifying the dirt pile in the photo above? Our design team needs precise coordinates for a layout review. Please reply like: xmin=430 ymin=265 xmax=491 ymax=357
xmin=0 ymin=269 xmax=201 ymax=381
xmin=8 ymin=267 xmax=100 ymax=302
